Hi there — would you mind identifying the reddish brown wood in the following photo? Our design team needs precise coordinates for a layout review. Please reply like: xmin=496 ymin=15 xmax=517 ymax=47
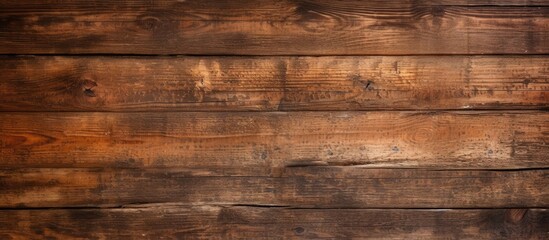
xmin=1 ymin=111 xmax=547 ymax=171
xmin=1 ymin=2 xmax=547 ymax=54
xmin=1 ymin=56 xmax=548 ymax=111
xmin=0 ymin=2 xmax=547 ymax=239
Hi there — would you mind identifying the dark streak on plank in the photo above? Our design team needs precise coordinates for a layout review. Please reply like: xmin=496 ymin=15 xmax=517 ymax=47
xmin=1 ymin=56 xmax=548 ymax=111
xmin=0 ymin=2 xmax=548 ymax=54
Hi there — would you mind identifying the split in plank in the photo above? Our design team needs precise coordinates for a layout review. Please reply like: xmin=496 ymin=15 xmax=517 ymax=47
xmin=1 ymin=111 xmax=547 ymax=172
xmin=2 ymin=56 xmax=549 ymax=111
xmin=0 ymin=206 xmax=547 ymax=239
xmin=1 ymin=2 xmax=548 ymax=54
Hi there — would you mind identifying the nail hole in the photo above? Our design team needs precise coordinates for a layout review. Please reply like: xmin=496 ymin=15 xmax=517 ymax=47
xmin=365 ymin=80 xmax=375 ymax=90
xmin=84 ymin=88 xmax=96 ymax=97
xmin=81 ymin=79 xmax=97 ymax=97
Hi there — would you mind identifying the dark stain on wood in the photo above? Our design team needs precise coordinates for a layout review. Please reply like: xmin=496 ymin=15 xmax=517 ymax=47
xmin=1 ymin=167 xmax=547 ymax=208
xmin=1 ymin=207 xmax=547 ymax=239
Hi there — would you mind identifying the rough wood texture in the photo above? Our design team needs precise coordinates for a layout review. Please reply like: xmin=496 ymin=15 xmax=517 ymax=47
xmin=1 ymin=111 xmax=547 ymax=172
xmin=1 ymin=1 xmax=548 ymax=238
xmin=1 ymin=1 xmax=548 ymax=54
xmin=1 ymin=206 xmax=547 ymax=239
xmin=2 ymin=56 xmax=548 ymax=111
xmin=1 ymin=167 xmax=547 ymax=208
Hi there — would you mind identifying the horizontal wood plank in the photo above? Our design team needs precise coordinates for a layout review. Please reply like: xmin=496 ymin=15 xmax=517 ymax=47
xmin=1 ymin=168 xmax=547 ymax=208
xmin=1 ymin=2 xmax=548 ymax=54
xmin=2 ymin=56 xmax=548 ymax=111
xmin=1 ymin=206 xmax=547 ymax=239
xmin=4 ymin=0 xmax=549 ymax=17
xmin=1 ymin=112 xmax=547 ymax=172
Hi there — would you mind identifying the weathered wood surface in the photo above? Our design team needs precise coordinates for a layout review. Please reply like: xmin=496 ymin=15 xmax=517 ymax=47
xmin=1 ymin=112 xmax=547 ymax=171
xmin=1 ymin=1 xmax=548 ymax=238
xmin=2 ymin=56 xmax=548 ymax=111
xmin=1 ymin=2 xmax=548 ymax=54
xmin=1 ymin=167 xmax=547 ymax=208
xmin=1 ymin=206 xmax=547 ymax=239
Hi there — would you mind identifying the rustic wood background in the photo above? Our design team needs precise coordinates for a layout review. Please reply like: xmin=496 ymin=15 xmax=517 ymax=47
xmin=1 ymin=0 xmax=548 ymax=239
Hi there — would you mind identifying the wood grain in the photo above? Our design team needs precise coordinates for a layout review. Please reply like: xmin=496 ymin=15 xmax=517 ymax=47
xmin=2 ymin=56 xmax=548 ymax=111
xmin=1 ymin=167 xmax=547 ymax=208
xmin=1 ymin=206 xmax=547 ymax=239
xmin=1 ymin=2 xmax=547 ymax=54
xmin=3 ymin=0 xmax=549 ymax=16
xmin=1 ymin=1 xmax=547 ymax=239
xmin=1 ymin=111 xmax=547 ymax=172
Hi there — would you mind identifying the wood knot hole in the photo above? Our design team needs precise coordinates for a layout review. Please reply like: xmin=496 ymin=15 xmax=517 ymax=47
xmin=137 ymin=15 xmax=162 ymax=31
xmin=82 ymin=79 xmax=97 ymax=97
xmin=293 ymin=227 xmax=305 ymax=235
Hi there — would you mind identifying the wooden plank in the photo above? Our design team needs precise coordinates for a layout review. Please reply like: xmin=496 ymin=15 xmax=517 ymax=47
xmin=1 ymin=2 xmax=547 ymax=54
xmin=1 ymin=112 xmax=547 ymax=172
xmin=2 ymin=56 xmax=548 ymax=111
xmin=1 ymin=167 xmax=547 ymax=208
xmin=3 ymin=0 xmax=549 ymax=17
xmin=1 ymin=206 xmax=547 ymax=239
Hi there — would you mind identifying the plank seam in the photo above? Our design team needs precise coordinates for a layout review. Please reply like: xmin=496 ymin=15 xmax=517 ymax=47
xmin=0 ymin=205 xmax=546 ymax=211
xmin=3 ymin=54 xmax=549 ymax=57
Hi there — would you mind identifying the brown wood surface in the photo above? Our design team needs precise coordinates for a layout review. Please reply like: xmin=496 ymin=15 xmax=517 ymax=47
xmin=1 ymin=111 xmax=547 ymax=171
xmin=1 ymin=1 xmax=548 ymax=54
xmin=2 ymin=56 xmax=548 ymax=111
xmin=1 ymin=1 xmax=548 ymax=238
xmin=1 ymin=206 xmax=547 ymax=239
xmin=1 ymin=167 xmax=547 ymax=208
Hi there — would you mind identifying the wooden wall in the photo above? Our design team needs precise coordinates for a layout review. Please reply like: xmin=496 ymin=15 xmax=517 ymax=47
xmin=1 ymin=1 xmax=548 ymax=239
